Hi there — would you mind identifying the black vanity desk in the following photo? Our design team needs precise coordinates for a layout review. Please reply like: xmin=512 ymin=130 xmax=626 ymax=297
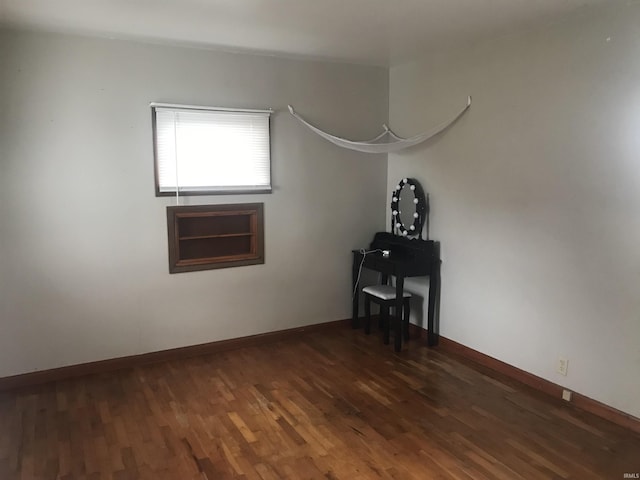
xmin=352 ymin=232 xmax=441 ymax=350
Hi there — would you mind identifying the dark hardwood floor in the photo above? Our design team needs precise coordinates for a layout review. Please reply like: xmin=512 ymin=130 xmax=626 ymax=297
xmin=0 ymin=327 xmax=638 ymax=479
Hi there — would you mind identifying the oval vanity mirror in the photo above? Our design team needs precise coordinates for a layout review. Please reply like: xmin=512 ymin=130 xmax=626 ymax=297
xmin=390 ymin=178 xmax=428 ymax=238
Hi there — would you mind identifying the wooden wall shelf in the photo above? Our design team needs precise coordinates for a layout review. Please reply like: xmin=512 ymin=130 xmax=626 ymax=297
xmin=167 ymin=203 xmax=264 ymax=273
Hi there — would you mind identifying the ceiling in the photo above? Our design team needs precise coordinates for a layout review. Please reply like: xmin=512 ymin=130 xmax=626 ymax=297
xmin=0 ymin=0 xmax=619 ymax=66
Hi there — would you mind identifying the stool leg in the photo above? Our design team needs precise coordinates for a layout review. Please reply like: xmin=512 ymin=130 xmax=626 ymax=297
xmin=403 ymin=297 xmax=411 ymax=341
xmin=364 ymin=295 xmax=371 ymax=334
xmin=394 ymin=310 xmax=402 ymax=353
xmin=382 ymin=306 xmax=390 ymax=345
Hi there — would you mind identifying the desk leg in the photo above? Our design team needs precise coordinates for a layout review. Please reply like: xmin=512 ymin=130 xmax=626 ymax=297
xmin=427 ymin=262 xmax=441 ymax=346
xmin=352 ymin=256 xmax=360 ymax=329
xmin=394 ymin=276 xmax=404 ymax=352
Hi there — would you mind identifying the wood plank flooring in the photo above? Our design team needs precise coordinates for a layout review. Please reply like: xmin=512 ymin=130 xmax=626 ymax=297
xmin=0 ymin=327 xmax=638 ymax=479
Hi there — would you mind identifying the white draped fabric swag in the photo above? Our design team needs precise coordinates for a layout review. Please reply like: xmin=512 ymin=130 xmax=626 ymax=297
xmin=288 ymin=96 xmax=472 ymax=154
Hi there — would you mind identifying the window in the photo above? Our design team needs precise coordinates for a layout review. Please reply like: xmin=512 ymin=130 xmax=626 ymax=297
xmin=152 ymin=103 xmax=271 ymax=195
xmin=166 ymin=203 xmax=264 ymax=273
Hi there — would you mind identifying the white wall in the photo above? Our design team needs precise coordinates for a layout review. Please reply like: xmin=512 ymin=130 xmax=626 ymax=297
xmin=389 ymin=3 xmax=640 ymax=418
xmin=0 ymin=29 xmax=388 ymax=377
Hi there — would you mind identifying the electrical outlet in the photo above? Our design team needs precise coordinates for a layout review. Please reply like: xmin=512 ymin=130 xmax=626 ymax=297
xmin=557 ymin=357 xmax=569 ymax=376
xmin=562 ymin=389 xmax=572 ymax=401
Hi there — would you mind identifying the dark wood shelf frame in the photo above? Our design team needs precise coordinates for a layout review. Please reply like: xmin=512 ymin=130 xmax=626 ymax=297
xmin=167 ymin=203 xmax=264 ymax=273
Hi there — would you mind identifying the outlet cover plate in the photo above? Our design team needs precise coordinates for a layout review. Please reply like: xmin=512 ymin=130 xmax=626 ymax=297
xmin=557 ymin=357 xmax=569 ymax=376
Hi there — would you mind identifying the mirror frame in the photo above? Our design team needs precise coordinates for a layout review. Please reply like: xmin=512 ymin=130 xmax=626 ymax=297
xmin=390 ymin=178 xmax=427 ymax=238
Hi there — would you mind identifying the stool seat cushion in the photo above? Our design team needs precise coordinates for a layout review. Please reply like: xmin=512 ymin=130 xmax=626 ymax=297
xmin=362 ymin=285 xmax=412 ymax=300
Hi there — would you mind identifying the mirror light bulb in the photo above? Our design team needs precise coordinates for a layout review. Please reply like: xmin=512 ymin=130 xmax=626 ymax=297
xmin=392 ymin=210 xmax=397 ymax=216
xmin=395 ymin=223 xmax=401 ymax=228
xmin=410 ymin=225 xmax=415 ymax=230
xmin=392 ymin=197 xmax=398 ymax=202
xmin=403 ymin=178 xmax=408 ymax=183
xmin=413 ymin=212 xmax=419 ymax=218
xmin=396 ymin=185 xmax=401 ymax=190
xmin=402 ymin=230 xmax=408 ymax=236
xmin=413 ymin=198 xmax=419 ymax=204
xmin=410 ymin=185 xmax=416 ymax=191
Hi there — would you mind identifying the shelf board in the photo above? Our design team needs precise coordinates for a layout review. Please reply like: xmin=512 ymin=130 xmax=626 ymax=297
xmin=179 ymin=233 xmax=254 ymax=241
xmin=176 ymin=252 xmax=259 ymax=266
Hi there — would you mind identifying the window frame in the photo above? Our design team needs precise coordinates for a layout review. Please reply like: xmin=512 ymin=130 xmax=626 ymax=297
xmin=151 ymin=103 xmax=273 ymax=197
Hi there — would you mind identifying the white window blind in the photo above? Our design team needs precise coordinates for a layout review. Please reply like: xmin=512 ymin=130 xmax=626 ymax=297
xmin=152 ymin=104 xmax=271 ymax=194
